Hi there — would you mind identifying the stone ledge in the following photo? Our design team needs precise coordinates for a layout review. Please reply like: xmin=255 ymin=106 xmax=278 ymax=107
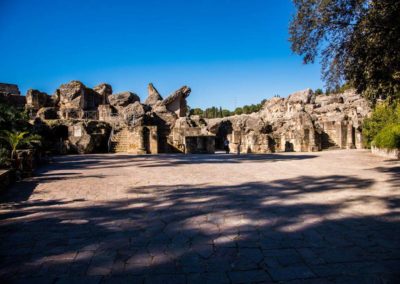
xmin=371 ymin=146 xmax=400 ymax=160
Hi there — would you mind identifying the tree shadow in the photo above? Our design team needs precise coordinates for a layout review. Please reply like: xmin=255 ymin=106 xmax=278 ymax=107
xmin=43 ymin=153 xmax=318 ymax=172
xmin=373 ymin=166 xmax=400 ymax=189
xmin=1 ymin=170 xmax=399 ymax=283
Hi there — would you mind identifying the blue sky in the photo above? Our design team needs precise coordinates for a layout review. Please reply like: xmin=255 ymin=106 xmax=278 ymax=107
xmin=0 ymin=0 xmax=323 ymax=110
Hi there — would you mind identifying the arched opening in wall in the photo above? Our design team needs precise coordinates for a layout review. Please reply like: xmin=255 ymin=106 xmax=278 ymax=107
xmin=53 ymin=125 xmax=69 ymax=140
xmin=53 ymin=125 xmax=69 ymax=154
xmin=321 ymin=131 xmax=337 ymax=149
xmin=197 ymin=137 xmax=207 ymax=153
xmin=143 ymin=127 xmax=150 ymax=154
xmin=285 ymin=141 xmax=294 ymax=152
xmin=215 ymin=121 xmax=233 ymax=150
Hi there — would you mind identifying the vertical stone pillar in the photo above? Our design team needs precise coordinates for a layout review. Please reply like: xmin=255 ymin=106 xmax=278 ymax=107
xmin=346 ymin=124 xmax=355 ymax=149
xmin=335 ymin=122 xmax=347 ymax=149
xmin=137 ymin=127 xmax=146 ymax=154
xmin=98 ymin=105 xmax=111 ymax=121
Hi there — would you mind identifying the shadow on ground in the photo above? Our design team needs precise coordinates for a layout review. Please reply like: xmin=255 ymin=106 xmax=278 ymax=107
xmin=47 ymin=153 xmax=318 ymax=171
xmin=0 ymin=156 xmax=399 ymax=283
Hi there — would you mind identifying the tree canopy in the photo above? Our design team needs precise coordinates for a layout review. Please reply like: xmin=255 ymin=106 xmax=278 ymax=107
xmin=290 ymin=0 xmax=400 ymax=103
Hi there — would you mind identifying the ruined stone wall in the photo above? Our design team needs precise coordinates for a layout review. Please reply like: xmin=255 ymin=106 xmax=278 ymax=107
xmin=124 ymin=126 xmax=158 ymax=154
xmin=185 ymin=136 xmax=215 ymax=154
xmin=3 ymin=80 xmax=370 ymax=155
xmin=0 ymin=83 xmax=20 ymax=95
xmin=205 ymin=89 xmax=371 ymax=153
xmin=0 ymin=83 xmax=25 ymax=108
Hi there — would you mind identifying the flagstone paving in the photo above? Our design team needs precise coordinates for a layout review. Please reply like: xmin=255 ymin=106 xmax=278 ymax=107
xmin=0 ymin=150 xmax=399 ymax=283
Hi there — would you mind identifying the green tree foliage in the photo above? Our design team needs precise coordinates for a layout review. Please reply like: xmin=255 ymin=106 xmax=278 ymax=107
xmin=0 ymin=102 xmax=29 ymax=131
xmin=190 ymin=108 xmax=204 ymax=116
xmin=221 ymin=109 xmax=231 ymax=117
xmin=362 ymin=102 xmax=400 ymax=148
xmin=234 ymin=107 xmax=243 ymax=115
xmin=189 ymin=99 xmax=266 ymax=118
xmin=290 ymin=0 xmax=400 ymax=103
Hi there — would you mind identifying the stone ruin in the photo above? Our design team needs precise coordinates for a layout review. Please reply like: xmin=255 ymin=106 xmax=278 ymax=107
xmin=19 ymin=81 xmax=215 ymax=154
xmin=1 ymin=81 xmax=371 ymax=155
xmin=207 ymin=89 xmax=371 ymax=153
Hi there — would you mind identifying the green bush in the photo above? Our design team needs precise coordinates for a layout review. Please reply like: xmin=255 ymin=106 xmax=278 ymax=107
xmin=362 ymin=103 xmax=400 ymax=148
xmin=373 ymin=124 xmax=400 ymax=149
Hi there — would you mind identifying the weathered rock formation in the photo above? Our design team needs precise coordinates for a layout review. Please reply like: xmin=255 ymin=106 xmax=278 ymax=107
xmin=93 ymin=83 xmax=112 ymax=105
xmin=108 ymin=91 xmax=140 ymax=110
xmin=161 ymin=86 xmax=191 ymax=117
xmin=64 ymin=121 xmax=111 ymax=154
xmin=25 ymin=89 xmax=52 ymax=111
xmin=145 ymin=83 xmax=163 ymax=106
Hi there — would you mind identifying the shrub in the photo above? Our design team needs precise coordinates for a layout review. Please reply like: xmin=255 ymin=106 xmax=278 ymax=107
xmin=362 ymin=102 xmax=400 ymax=148
xmin=373 ymin=124 xmax=400 ymax=149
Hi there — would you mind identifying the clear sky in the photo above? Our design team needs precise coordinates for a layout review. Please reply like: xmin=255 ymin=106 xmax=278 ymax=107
xmin=0 ymin=0 xmax=323 ymax=110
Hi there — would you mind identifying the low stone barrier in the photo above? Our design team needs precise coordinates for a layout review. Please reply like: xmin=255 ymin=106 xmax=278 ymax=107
xmin=371 ymin=146 xmax=400 ymax=160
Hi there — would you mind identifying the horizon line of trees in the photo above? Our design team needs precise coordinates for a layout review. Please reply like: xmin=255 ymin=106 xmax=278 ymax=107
xmin=189 ymin=99 xmax=268 ymax=119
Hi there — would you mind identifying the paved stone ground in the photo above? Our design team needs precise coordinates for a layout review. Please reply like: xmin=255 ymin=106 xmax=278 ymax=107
xmin=0 ymin=150 xmax=399 ymax=283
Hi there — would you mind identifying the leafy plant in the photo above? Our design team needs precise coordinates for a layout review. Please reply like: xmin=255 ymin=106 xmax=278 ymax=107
xmin=0 ymin=130 xmax=41 ymax=160
xmin=373 ymin=124 xmax=400 ymax=149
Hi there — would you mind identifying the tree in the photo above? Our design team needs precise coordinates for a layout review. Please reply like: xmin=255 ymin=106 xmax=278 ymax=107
xmin=315 ymin=88 xmax=324 ymax=95
xmin=190 ymin=108 xmax=203 ymax=116
xmin=290 ymin=0 xmax=400 ymax=103
xmin=222 ymin=109 xmax=231 ymax=117
xmin=234 ymin=107 xmax=243 ymax=115
xmin=0 ymin=130 xmax=41 ymax=160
